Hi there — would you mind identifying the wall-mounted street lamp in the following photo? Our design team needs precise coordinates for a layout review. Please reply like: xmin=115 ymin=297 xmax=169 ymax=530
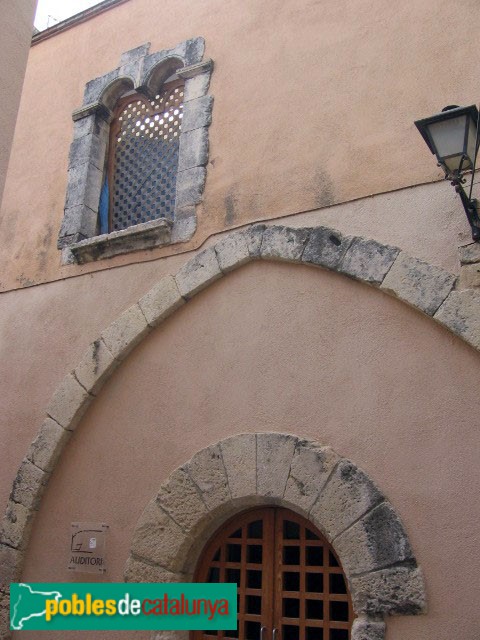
xmin=415 ymin=105 xmax=480 ymax=240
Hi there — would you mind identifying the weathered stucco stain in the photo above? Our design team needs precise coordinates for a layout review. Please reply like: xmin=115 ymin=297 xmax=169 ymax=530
xmin=312 ymin=169 xmax=335 ymax=209
xmin=224 ymin=189 xmax=239 ymax=227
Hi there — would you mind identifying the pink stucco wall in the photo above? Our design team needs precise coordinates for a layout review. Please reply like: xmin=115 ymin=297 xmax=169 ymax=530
xmin=0 ymin=0 xmax=37 ymax=207
xmin=1 ymin=0 xmax=479 ymax=289
xmin=14 ymin=260 xmax=480 ymax=640
xmin=2 ymin=1 xmax=480 ymax=637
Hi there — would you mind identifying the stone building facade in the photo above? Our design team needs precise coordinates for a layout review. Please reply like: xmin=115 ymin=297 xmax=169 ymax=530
xmin=1 ymin=1 xmax=480 ymax=639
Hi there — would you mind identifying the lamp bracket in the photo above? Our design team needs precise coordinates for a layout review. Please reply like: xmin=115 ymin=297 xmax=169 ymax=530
xmin=453 ymin=178 xmax=480 ymax=241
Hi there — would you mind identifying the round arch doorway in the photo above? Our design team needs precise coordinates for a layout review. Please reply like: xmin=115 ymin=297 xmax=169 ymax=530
xmin=192 ymin=507 xmax=354 ymax=640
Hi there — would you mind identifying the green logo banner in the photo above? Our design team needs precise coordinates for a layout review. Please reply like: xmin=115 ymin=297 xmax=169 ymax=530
xmin=10 ymin=582 xmax=237 ymax=631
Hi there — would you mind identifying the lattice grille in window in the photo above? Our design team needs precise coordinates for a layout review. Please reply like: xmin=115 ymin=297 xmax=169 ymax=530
xmin=109 ymin=82 xmax=184 ymax=231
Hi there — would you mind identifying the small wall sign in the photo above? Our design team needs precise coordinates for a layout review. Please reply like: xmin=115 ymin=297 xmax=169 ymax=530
xmin=68 ymin=522 xmax=108 ymax=574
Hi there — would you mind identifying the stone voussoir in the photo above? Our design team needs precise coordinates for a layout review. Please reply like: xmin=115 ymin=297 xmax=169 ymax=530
xmin=260 ymin=226 xmax=310 ymax=262
xmin=220 ymin=433 xmax=257 ymax=498
xmin=156 ymin=466 xmax=210 ymax=532
xmin=175 ymin=246 xmax=223 ymax=299
xmin=339 ymin=237 xmax=400 ymax=285
xmin=256 ymin=433 xmax=298 ymax=498
xmin=186 ymin=444 xmax=231 ymax=510
xmin=74 ymin=338 xmax=117 ymax=395
xmin=46 ymin=373 xmax=92 ymax=431
xmin=302 ymin=226 xmax=353 ymax=270
xmin=244 ymin=224 xmax=265 ymax=258
xmin=351 ymin=565 xmax=426 ymax=616
xmin=381 ymin=251 xmax=456 ymax=316
xmin=214 ymin=231 xmax=251 ymax=273
xmin=334 ymin=502 xmax=413 ymax=576
xmin=101 ymin=303 xmax=151 ymax=361
xmin=0 ymin=544 xmax=24 ymax=591
xmin=0 ymin=589 xmax=11 ymax=640
xmin=0 ymin=501 xmax=36 ymax=551
xmin=130 ymin=500 xmax=186 ymax=570
xmin=152 ymin=631 xmax=189 ymax=640
xmin=457 ymin=262 xmax=480 ymax=290
xmin=9 ymin=459 xmax=49 ymax=511
xmin=458 ymin=241 xmax=480 ymax=264
xmin=284 ymin=440 xmax=340 ymax=513
xmin=124 ymin=555 xmax=185 ymax=583
xmin=27 ymin=417 xmax=71 ymax=474
xmin=434 ymin=288 xmax=480 ymax=350
xmin=310 ymin=459 xmax=384 ymax=541
xmin=351 ymin=617 xmax=386 ymax=640
xmin=138 ymin=275 xmax=185 ymax=328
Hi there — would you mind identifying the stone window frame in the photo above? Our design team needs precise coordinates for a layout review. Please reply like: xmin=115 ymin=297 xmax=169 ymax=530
xmin=58 ymin=37 xmax=213 ymax=264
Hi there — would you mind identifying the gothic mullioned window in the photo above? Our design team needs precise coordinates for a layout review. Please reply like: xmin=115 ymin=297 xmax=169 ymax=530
xmin=58 ymin=39 xmax=213 ymax=263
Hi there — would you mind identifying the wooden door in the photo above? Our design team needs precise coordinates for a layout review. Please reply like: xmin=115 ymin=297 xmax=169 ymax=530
xmin=192 ymin=507 xmax=354 ymax=640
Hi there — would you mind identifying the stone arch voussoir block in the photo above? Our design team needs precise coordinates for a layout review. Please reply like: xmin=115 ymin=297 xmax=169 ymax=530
xmin=174 ymin=247 xmax=223 ymax=299
xmin=26 ymin=417 xmax=71 ymax=474
xmin=138 ymin=275 xmax=185 ymax=327
xmin=256 ymin=432 xmax=298 ymax=499
xmin=334 ymin=502 xmax=413 ymax=576
xmin=284 ymin=439 xmax=340 ymax=513
xmin=126 ymin=433 xmax=426 ymax=631
xmin=185 ymin=443 xmax=231 ymax=511
xmin=214 ymin=231 xmax=252 ymax=273
xmin=0 ymin=545 xmax=24 ymax=591
xmin=156 ymin=466 xmax=210 ymax=533
xmin=101 ymin=303 xmax=151 ymax=361
xmin=351 ymin=617 xmax=386 ymax=640
xmin=309 ymin=458 xmax=384 ymax=541
xmin=124 ymin=556 xmax=186 ymax=583
xmin=350 ymin=565 xmax=427 ymax=616
xmin=130 ymin=500 xmax=187 ymax=571
xmin=74 ymin=338 xmax=118 ymax=395
xmin=260 ymin=225 xmax=311 ymax=262
xmin=220 ymin=433 xmax=257 ymax=498
xmin=46 ymin=373 xmax=92 ymax=431
xmin=151 ymin=631 xmax=189 ymax=640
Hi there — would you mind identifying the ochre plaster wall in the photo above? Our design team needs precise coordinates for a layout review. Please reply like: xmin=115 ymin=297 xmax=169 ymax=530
xmin=0 ymin=182 xmax=466 ymax=516
xmin=15 ymin=261 xmax=480 ymax=640
xmin=0 ymin=0 xmax=37 ymax=206
xmin=1 ymin=0 xmax=479 ymax=289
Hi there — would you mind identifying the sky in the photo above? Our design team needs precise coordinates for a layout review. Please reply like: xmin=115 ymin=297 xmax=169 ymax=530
xmin=34 ymin=0 xmax=104 ymax=31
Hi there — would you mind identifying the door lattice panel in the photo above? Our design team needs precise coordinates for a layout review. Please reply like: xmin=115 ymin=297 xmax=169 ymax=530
xmin=109 ymin=82 xmax=184 ymax=231
xmin=275 ymin=510 xmax=353 ymax=640
xmin=193 ymin=508 xmax=354 ymax=640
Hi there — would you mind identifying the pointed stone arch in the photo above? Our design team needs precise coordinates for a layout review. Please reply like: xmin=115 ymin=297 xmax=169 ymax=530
xmin=3 ymin=221 xmax=480 ymax=637
xmin=124 ymin=433 xmax=426 ymax=640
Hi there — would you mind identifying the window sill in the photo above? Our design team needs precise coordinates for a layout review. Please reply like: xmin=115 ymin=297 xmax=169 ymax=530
xmin=69 ymin=218 xmax=173 ymax=264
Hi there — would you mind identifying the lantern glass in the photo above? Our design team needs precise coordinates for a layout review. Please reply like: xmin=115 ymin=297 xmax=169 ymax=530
xmin=427 ymin=114 xmax=470 ymax=172
xmin=415 ymin=105 xmax=479 ymax=177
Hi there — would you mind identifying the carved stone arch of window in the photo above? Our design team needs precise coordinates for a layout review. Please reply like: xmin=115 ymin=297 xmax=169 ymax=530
xmin=141 ymin=55 xmax=185 ymax=96
xmin=58 ymin=37 xmax=213 ymax=264
xmin=124 ymin=433 xmax=427 ymax=640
